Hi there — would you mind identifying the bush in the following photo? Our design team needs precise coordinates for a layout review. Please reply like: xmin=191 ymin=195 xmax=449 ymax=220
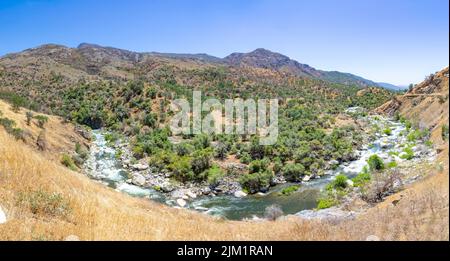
xmin=317 ymin=197 xmax=336 ymax=210
xmin=367 ymin=154 xmax=384 ymax=171
xmin=383 ymin=128 xmax=392 ymax=136
xmin=442 ymin=124 xmax=449 ymax=141
xmin=281 ymin=163 xmax=305 ymax=182
xmin=143 ymin=113 xmax=157 ymax=128
xmin=352 ymin=171 xmax=371 ymax=187
xmin=248 ymin=159 xmax=269 ymax=174
xmin=327 ymin=174 xmax=348 ymax=190
xmin=387 ymin=161 xmax=398 ymax=168
xmin=191 ymin=149 xmax=212 ymax=175
xmin=214 ymin=142 xmax=229 ymax=160
xmin=25 ymin=111 xmax=33 ymax=125
xmin=264 ymin=204 xmax=283 ymax=221
xmin=36 ymin=131 xmax=47 ymax=151
xmin=239 ymin=152 xmax=251 ymax=164
xmin=361 ymin=170 xmax=402 ymax=203
xmin=17 ymin=189 xmax=71 ymax=218
xmin=193 ymin=134 xmax=211 ymax=150
xmin=132 ymin=145 xmax=145 ymax=159
xmin=61 ymin=154 xmax=77 ymax=171
xmin=279 ymin=185 xmax=299 ymax=196
xmin=206 ymin=165 xmax=225 ymax=187
xmin=175 ymin=143 xmax=194 ymax=156
xmin=34 ymin=115 xmax=49 ymax=129
xmin=400 ymin=147 xmax=414 ymax=160
xmin=168 ymin=156 xmax=194 ymax=182
xmin=239 ymin=170 xmax=273 ymax=194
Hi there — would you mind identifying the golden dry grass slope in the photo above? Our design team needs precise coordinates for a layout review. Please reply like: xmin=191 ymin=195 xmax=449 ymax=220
xmin=1 ymin=89 xmax=448 ymax=240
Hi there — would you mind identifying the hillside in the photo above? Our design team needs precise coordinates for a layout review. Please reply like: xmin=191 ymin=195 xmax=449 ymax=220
xmin=0 ymin=98 xmax=448 ymax=240
xmin=376 ymin=67 xmax=449 ymax=146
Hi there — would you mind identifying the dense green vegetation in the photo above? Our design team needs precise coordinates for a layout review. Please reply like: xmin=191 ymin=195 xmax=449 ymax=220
xmin=1 ymin=62 xmax=393 ymax=194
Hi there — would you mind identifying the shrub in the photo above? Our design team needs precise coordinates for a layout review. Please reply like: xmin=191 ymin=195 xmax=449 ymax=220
xmin=34 ymin=115 xmax=49 ymax=129
xmin=104 ymin=132 xmax=120 ymax=144
xmin=387 ymin=161 xmax=398 ymax=168
xmin=327 ymin=174 xmax=348 ymax=190
xmin=361 ymin=170 xmax=402 ymax=203
xmin=317 ymin=197 xmax=336 ymax=210
xmin=17 ymin=189 xmax=71 ymax=218
xmin=400 ymin=147 xmax=414 ymax=160
xmin=25 ymin=111 xmax=33 ymax=125
xmin=279 ymin=185 xmax=299 ymax=196
xmin=281 ymin=163 xmax=305 ymax=182
xmin=248 ymin=159 xmax=269 ymax=174
xmin=206 ymin=165 xmax=225 ymax=187
xmin=383 ymin=128 xmax=392 ymax=136
xmin=36 ymin=131 xmax=47 ymax=151
xmin=61 ymin=154 xmax=77 ymax=171
xmin=175 ymin=143 xmax=194 ymax=156
xmin=239 ymin=152 xmax=251 ymax=164
xmin=191 ymin=149 xmax=212 ymax=175
xmin=442 ymin=124 xmax=449 ymax=141
xmin=367 ymin=154 xmax=384 ymax=171
xmin=168 ymin=156 xmax=194 ymax=182
xmin=214 ymin=142 xmax=229 ymax=160
xmin=146 ymin=87 xmax=157 ymax=99
xmin=239 ymin=170 xmax=273 ymax=194
xmin=75 ymin=142 xmax=88 ymax=160
xmin=264 ymin=204 xmax=283 ymax=221
xmin=143 ymin=113 xmax=157 ymax=128
xmin=352 ymin=171 xmax=371 ymax=187
xmin=132 ymin=145 xmax=145 ymax=159
xmin=193 ymin=134 xmax=211 ymax=150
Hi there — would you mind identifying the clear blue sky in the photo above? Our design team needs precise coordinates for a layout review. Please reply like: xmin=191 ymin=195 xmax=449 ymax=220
xmin=0 ymin=0 xmax=448 ymax=85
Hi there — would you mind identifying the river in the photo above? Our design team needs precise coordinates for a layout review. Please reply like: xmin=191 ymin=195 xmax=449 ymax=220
xmin=84 ymin=115 xmax=413 ymax=220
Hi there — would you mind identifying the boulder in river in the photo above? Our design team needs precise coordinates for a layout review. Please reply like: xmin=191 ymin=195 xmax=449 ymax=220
xmin=176 ymin=198 xmax=187 ymax=207
xmin=186 ymin=191 xmax=197 ymax=199
xmin=131 ymin=174 xmax=146 ymax=186
xmin=234 ymin=190 xmax=247 ymax=198
xmin=131 ymin=163 xmax=149 ymax=171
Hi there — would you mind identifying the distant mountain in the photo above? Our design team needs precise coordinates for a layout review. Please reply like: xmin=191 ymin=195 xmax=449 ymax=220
xmin=377 ymin=82 xmax=407 ymax=91
xmin=223 ymin=48 xmax=382 ymax=87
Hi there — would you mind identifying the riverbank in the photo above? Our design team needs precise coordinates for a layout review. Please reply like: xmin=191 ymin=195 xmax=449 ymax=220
xmin=83 ymin=111 xmax=437 ymax=221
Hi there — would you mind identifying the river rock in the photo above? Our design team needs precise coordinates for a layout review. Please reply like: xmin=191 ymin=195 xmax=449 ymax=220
xmin=234 ymin=190 xmax=247 ymax=198
xmin=186 ymin=191 xmax=197 ymax=199
xmin=176 ymin=198 xmax=187 ymax=207
xmin=302 ymin=175 xmax=311 ymax=182
xmin=346 ymin=179 xmax=354 ymax=187
xmin=132 ymin=174 xmax=146 ymax=186
xmin=329 ymin=160 xmax=339 ymax=166
xmin=0 ymin=205 xmax=6 ymax=224
xmin=131 ymin=163 xmax=149 ymax=171
xmin=201 ymin=187 xmax=212 ymax=195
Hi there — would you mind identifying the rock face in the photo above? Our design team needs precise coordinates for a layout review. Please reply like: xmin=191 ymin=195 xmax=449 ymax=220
xmin=0 ymin=205 xmax=6 ymax=224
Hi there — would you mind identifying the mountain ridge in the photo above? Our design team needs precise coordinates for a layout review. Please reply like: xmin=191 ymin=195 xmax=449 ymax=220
xmin=1 ymin=43 xmax=395 ymax=89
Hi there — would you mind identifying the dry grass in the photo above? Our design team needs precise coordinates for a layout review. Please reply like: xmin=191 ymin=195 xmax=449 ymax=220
xmin=0 ymin=97 xmax=448 ymax=240
xmin=1 ymin=128 xmax=448 ymax=241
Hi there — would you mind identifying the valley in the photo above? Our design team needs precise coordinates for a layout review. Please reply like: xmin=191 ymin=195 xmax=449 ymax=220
xmin=0 ymin=44 xmax=448 ymax=240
